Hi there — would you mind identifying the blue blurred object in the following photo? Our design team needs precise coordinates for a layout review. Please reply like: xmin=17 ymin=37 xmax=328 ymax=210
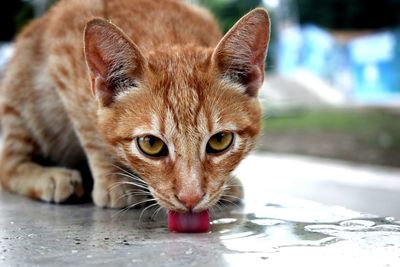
xmin=348 ymin=29 xmax=400 ymax=101
xmin=277 ymin=26 xmax=303 ymax=75
xmin=276 ymin=25 xmax=400 ymax=104
xmin=0 ymin=43 xmax=14 ymax=71
xmin=300 ymin=25 xmax=335 ymax=79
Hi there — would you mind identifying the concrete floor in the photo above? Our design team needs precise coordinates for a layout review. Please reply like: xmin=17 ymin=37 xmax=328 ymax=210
xmin=1 ymin=153 xmax=400 ymax=266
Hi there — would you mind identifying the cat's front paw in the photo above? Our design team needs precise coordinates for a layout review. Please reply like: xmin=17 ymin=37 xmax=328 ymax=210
xmin=38 ymin=168 xmax=84 ymax=203
xmin=92 ymin=175 xmax=150 ymax=209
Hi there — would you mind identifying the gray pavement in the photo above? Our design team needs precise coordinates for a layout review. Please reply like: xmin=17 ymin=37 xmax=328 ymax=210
xmin=1 ymin=152 xmax=400 ymax=266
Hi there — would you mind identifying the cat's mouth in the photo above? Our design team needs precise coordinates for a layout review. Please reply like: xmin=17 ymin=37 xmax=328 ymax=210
xmin=168 ymin=210 xmax=210 ymax=233
xmin=148 ymin=186 xmax=213 ymax=233
xmin=120 ymin=169 xmax=214 ymax=233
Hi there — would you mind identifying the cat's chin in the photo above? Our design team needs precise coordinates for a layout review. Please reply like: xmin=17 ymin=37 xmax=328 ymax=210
xmin=168 ymin=209 xmax=210 ymax=233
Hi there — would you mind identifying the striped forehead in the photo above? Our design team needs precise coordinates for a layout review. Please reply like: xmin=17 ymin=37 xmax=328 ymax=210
xmin=148 ymin=47 xmax=212 ymax=130
xmin=163 ymin=107 xmax=206 ymax=153
xmin=165 ymin=82 xmax=201 ymax=131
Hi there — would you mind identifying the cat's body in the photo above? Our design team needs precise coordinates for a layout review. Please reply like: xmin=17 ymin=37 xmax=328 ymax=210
xmin=0 ymin=0 xmax=270 ymax=212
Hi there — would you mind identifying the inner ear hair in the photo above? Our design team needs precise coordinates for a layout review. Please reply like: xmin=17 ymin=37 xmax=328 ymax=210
xmin=84 ymin=19 xmax=146 ymax=105
xmin=107 ymin=62 xmax=140 ymax=91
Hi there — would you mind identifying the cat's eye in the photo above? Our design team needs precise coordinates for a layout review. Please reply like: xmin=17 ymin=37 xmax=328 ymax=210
xmin=206 ymin=131 xmax=234 ymax=154
xmin=137 ymin=135 xmax=168 ymax=157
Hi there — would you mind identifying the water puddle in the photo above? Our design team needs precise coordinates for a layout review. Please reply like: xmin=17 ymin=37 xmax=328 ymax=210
xmin=206 ymin=197 xmax=400 ymax=266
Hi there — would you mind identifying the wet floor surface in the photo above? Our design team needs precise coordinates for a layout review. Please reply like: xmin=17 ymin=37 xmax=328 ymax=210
xmin=238 ymin=153 xmax=400 ymax=218
xmin=1 ymin=153 xmax=400 ymax=266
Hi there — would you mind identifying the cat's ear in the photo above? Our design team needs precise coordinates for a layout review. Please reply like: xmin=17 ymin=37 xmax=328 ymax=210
xmin=211 ymin=8 xmax=270 ymax=97
xmin=84 ymin=19 xmax=146 ymax=106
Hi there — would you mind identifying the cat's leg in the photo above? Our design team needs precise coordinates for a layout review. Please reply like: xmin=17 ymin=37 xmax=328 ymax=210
xmin=0 ymin=105 xmax=84 ymax=203
xmin=81 ymin=148 xmax=147 ymax=209
xmin=65 ymin=115 xmax=147 ymax=208
xmin=51 ymin=82 xmax=146 ymax=209
xmin=47 ymin=40 xmax=149 ymax=208
xmin=54 ymin=113 xmax=147 ymax=208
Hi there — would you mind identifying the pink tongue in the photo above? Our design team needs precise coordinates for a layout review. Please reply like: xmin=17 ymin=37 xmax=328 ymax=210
xmin=168 ymin=210 xmax=210 ymax=233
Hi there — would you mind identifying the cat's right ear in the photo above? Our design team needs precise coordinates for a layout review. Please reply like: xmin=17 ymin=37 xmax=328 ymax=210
xmin=84 ymin=19 xmax=146 ymax=106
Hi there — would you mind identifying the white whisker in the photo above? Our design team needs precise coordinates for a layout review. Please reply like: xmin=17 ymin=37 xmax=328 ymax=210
xmin=124 ymin=190 xmax=151 ymax=195
xmin=213 ymin=202 xmax=223 ymax=212
xmin=151 ymin=206 xmax=164 ymax=221
xmin=219 ymin=197 xmax=241 ymax=209
xmin=139 ymin=203 xmax=159 ymax=224
xmin=221 ymin=194 xmax=242 ymax=201
xmin=209 ymin=206 xmax=217 ymax=217
xmin=109 ymin=164 xmax=148 ymax=186
xmin=114 ymin=192 xmax=152 ymax=204
xmin=112 ymin=198 xmax=156 ymax=218
xmin=110 ymin=172 xmax=148 ymax=186
xmin=111 ymin=164 xmax=141 ymax=179
xmin=224 ymin=184 xmax=242 ymax=188
xmin=107 ymin=180 xmax=149 ymax=191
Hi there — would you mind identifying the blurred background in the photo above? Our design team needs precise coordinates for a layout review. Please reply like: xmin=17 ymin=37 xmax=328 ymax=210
xmin=1 ymin=0 xmax=400 ymax=167
xmin=0 ymin=0 xmax=399 ymax=216
xmin=197 ymin=0 xmax=400 ymax=167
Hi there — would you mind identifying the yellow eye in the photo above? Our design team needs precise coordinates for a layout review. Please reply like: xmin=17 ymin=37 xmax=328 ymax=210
xmin=206 ymin=132 xmax=234 ymax=154
xmin=137 ymin=135 xmax=168 ymax=157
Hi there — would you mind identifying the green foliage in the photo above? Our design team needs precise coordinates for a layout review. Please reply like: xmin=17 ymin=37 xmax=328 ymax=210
xmin=198 ymin=0 xmax=262 ymax=33
xmin=14 ymin=3 xmax=34 ymax=36
xmin=297 ymin=0 xmax=400 ymax=29
xmin=264 ymin=108 xmax=400 ymax=149
xmin=1 ymin=0 xmax=60 ymax=41
xmin=0 ymin=1 xmax=33 ymax=41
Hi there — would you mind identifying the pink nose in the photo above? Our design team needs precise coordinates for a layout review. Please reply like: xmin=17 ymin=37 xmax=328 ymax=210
xmin=177 ymin=192 xmax=204 ymax=210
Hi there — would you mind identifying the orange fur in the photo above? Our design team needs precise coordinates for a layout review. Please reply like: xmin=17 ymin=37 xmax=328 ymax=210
xmin=0 ymin=0 xmax=270 ymax=212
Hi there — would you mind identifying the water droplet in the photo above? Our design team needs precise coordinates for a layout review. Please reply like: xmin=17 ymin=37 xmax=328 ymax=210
xmin=373 ymin=225 xmax=400 ymax=231
xmin=251 ymin=219 xmax=284 ymax=226
xmin=212 ymin=218 xmax=237 ymax=224
xmin=339 ymin=219 xmax=375 ymax=228
xmin=220 ymin=231 xmax=256 ymax=240
xmin=385 ymin=217 xmax=396 ymax=222
xmin=265 ymin=203 xmax=282 ymax=208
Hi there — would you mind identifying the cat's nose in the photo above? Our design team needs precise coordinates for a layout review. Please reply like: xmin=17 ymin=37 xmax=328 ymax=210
xmin=177 ymin=191 xmax=204 ymax=210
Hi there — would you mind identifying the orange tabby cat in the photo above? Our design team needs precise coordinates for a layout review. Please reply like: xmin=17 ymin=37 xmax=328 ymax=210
xmin=0 ymin=0 xmax=270 ymax=212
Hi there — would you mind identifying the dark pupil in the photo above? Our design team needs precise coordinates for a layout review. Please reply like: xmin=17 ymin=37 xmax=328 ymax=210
xmin=147 ymin=136 xmax=156 ymax=147
xmin=215 ymin=133 xmax=224 ymax=142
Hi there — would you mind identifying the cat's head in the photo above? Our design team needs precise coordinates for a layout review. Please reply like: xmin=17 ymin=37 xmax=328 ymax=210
xmin=84 ymin=9 xmax=270 ymax=212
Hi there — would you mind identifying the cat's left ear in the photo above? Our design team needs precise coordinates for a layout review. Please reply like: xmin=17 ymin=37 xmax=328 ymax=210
xmin=211 ymin=8 xmax=270 ymax=97
xmin=84 ymin=19 xmax=146 ymax=106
